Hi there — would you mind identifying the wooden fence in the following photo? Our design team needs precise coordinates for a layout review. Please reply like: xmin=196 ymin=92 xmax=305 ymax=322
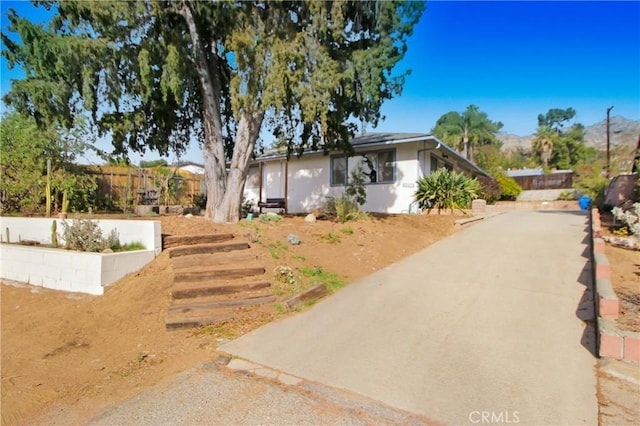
xmin=511 ymin=172 xmax=573 ymax=191
xmin=90 ymin=166 xmax=204 ymax=210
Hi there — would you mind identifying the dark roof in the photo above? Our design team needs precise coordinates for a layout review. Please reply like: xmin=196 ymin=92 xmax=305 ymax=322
xmin=254 ymin=132 xmax=489 ymax=177
xmin=350 ymin=132 xmax=430 ymax=146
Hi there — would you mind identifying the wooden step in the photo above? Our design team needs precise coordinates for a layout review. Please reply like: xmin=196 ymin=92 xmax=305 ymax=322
xmin=169 ymin=242 xmax=249 ymax=258
xmin=171 ymin=252 xmax=258 ymax=270
xmin=163 ymin=233 xmax=235 ymax=250
xmin=174 ymin=266 xmax=265 ymax=283
xmin=166 ymin=311 xmax=236 ymax=331
xmin=172 ymin=281 xmax=271 ymax=299
xmin=169 ymin=294 xmax=276 ymax=314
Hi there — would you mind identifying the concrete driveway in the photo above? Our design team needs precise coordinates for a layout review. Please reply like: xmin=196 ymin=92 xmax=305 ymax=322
xmin=220 ymin=210 xmax=598 ymax=425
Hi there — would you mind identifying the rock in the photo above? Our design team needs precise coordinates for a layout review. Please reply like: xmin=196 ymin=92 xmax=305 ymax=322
xmin=101 ymin=248 xmax=114 ymax=253
xmin=304 ymin=213 xmax=316 ymax=223
xmin=184 ymin=213 xmax=194 ymax=218
xmin=288 ymin=234 xmax=301 ymax=245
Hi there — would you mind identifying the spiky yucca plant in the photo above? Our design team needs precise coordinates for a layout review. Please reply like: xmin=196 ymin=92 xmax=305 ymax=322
xmin=414 ymin=168 xmax=480 ymax=212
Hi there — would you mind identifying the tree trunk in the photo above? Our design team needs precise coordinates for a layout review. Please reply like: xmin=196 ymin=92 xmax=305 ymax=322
xmin=181 ymin=4 xmax=230 ymax=223
xmin=218 ymin=111 xmax=265 ymax=223
xmin=181 ymin=4 xmax=265 ymax=223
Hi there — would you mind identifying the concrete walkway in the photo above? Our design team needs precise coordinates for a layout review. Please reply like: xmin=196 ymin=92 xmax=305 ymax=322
xmin=220 ymin=210 xmax=598 ymax=425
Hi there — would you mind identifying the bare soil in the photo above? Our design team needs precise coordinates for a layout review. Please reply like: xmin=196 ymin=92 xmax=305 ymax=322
xmin=1 ymin=213 xmax=457 ymax=425
xmin=599 ymin=212 xmax=640 ymax=332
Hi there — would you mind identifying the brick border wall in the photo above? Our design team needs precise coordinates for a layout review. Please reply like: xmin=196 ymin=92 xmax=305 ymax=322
xmin=591 ymin=208 xmax=640 ymax=363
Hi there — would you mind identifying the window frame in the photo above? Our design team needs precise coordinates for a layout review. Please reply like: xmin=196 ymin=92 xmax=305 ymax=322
xmin=330 ymin=149 xmax=396 ymax=186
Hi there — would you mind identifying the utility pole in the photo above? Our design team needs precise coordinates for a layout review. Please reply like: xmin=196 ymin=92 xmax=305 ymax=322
xmin=606 ymin=106 xmax=614 ymax=178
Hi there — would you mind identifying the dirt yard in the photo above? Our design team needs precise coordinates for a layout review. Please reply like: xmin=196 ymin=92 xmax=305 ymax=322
xmin=2 ymin=209 xmax=638 ymax=425
xmin=599 ymin=212 xmax=640 ymax=332
xmin=1 ymin=213 xmax=457 ymax=425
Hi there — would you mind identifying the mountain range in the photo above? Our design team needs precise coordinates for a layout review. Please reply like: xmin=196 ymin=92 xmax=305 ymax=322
xmin=498 ymin=116 xmax=640 ymax=153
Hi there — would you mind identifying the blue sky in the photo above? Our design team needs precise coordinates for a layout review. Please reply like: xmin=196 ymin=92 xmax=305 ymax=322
xmin=1 ymin=1 xmax=639 ymax=163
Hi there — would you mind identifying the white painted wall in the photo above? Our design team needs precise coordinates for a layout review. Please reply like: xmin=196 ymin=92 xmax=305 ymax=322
xmin=0 ymin=217 xmax=162 ymax=255
xmin=251 ymin=140 xmax=479 ymax=215
xmin=0 ymin=244 xmax=155 ymax=295
xmin=0 ymin=217 xmax=162 ymax=295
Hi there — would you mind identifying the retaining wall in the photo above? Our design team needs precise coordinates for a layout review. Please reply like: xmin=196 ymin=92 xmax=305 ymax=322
xmin=590 ymin=208 xmax=639 ymax=363
xmin=0 ymin=217 xmax=162 ymax=295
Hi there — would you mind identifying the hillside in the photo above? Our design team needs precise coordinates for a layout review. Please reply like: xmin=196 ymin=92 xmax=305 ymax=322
xmin=499 ymin=116 xmax=640 ymax=153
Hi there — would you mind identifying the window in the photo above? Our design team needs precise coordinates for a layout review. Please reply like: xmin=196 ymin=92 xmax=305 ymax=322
xmin=331 ymin=150 xmax=396 ymax=186
xmin=359 ymin=150 xmax=395 ymax=184
xmin=331 ymin=155 xmax=347 ymax=186
xmin=246 ymin=165 xmax=259 ymax=188
xmin=431 ymin=154 xmax=453 ymax=173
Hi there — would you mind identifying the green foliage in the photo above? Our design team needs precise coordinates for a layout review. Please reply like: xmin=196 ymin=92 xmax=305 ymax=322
xmin=414 ymin=169 xmax=480 ymax=211
xmin=319 ymin=232 xmax=341 ymax=244
xmin=61 ymin=217 xmax=120 ymax=252
xmin=267 ymin=241 xmax=288 ymax=259
xmin=0 ymin=112 xmax=52 ymax=213
xmin=0 ymin=112 xmax=97 ymax=214
xmin=345 ymin=165 xmax=367 ymax=206
xmin=324 ymin=195 xmax=367 ymax=223
xmin=537 ymin=107 xmax=576 ymax=132
xmin=259 ymin=213 xmax=283 ymax=222
xmin=140 ymin=159 xmax=168 ymax=168
xmin=572 ymin=161 xmax=609 ymax=205
xmin=477 ymin=176 xmax=502 ymax=204
xmin=193 ymin=194 xmax=207 ymax=209
xmin=557 ymin=190 xmax=577 ymax=200
xmin=2 ymin=1 xmax=424 ymax=222
xmin=532 ymin=108 xmax=587 ymax=170
xmin=120 ymin=241 xmax=146 ymax=251
xmin=340 ymin=227 xmax=353 ymax=235
xmin=474 ymin=145 xmax=506 ymax=176
xmin=432 ymin=105 xmax=503 ymax=161
xmin=51 ymin=220 xmax=58 ymax=248
xmin=298 ymin=265 xmax=344 ymax=294
xmin=495 ymin=175 xmax=522 ymax=201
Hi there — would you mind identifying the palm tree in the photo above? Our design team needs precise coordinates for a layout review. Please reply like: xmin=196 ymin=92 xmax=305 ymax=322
xmin=532 ymin=125 xmax=555 ymax=167
xmin=432 ymin=105 xmax=503 ymax=161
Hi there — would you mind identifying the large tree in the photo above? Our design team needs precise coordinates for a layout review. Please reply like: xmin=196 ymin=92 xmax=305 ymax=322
xmin=532 ymin=108 xmax=588 ymax=170
xmin=431 ymin=105 xmax=503 ymax=161
xmin=2 ymin=1 xmax=424 ymax=223
xmin=0 ymin=111 xmax=97 ymax=214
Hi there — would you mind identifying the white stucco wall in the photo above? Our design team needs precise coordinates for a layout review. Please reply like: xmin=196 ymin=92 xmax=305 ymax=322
xmin=0 ymin=217 xmax=161 ymax=295
xmin=0 ymin=244 xmax=155 ymax=295
xmin=0 ymin=217 xmax=162 ymax=255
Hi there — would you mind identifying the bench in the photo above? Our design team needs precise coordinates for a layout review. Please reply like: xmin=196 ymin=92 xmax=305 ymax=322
xmin=258 ymin=198 xmax=286 ymax=213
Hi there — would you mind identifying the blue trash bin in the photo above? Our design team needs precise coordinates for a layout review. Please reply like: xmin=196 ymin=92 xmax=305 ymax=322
xmin=578 ymin=196 xmax=591 ymax=210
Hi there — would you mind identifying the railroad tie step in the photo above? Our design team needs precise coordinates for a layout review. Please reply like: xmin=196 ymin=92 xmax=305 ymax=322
xmin=171 ymin=252 xmax=258 ymax=270
xmin=165 ymin=311 xmax=237 ymax=331
xmin=162 ymin=233 xmax=235 ymax=250
xmin=168 ymin=294 xmax=276 ymax=314
xmin=174 ymin=266 xmax=265 ymax=283
xmin=169 ymin=242 xmax=249 ymax=258
xmin=172 ymin=280 xmax=271 ymax=299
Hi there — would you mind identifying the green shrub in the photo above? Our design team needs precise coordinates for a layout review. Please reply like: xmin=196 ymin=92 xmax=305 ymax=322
xmin=557 ymin=190 xmax=577 ymax=200
xmin=121 ymin=241 xmax=146 ymax=251
xmin=495 ymin=175 xmax=522 ymax=200
xmin=324 ymin=165 xmax=369 ymax=223
xmin=193 ymin=193 xmax=207 ymax=209
xmin=62 ymin=217 xmax=120 ymax=252
xmin=414 ymin=169 xmax=480 ymax=211
xmin=259 ymin=213 xmax=282 ymax=222
xmin=324 ymin=195 xmax=367 ymax=223
xmin=477 ymin=176 xmax=502 ymax=204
